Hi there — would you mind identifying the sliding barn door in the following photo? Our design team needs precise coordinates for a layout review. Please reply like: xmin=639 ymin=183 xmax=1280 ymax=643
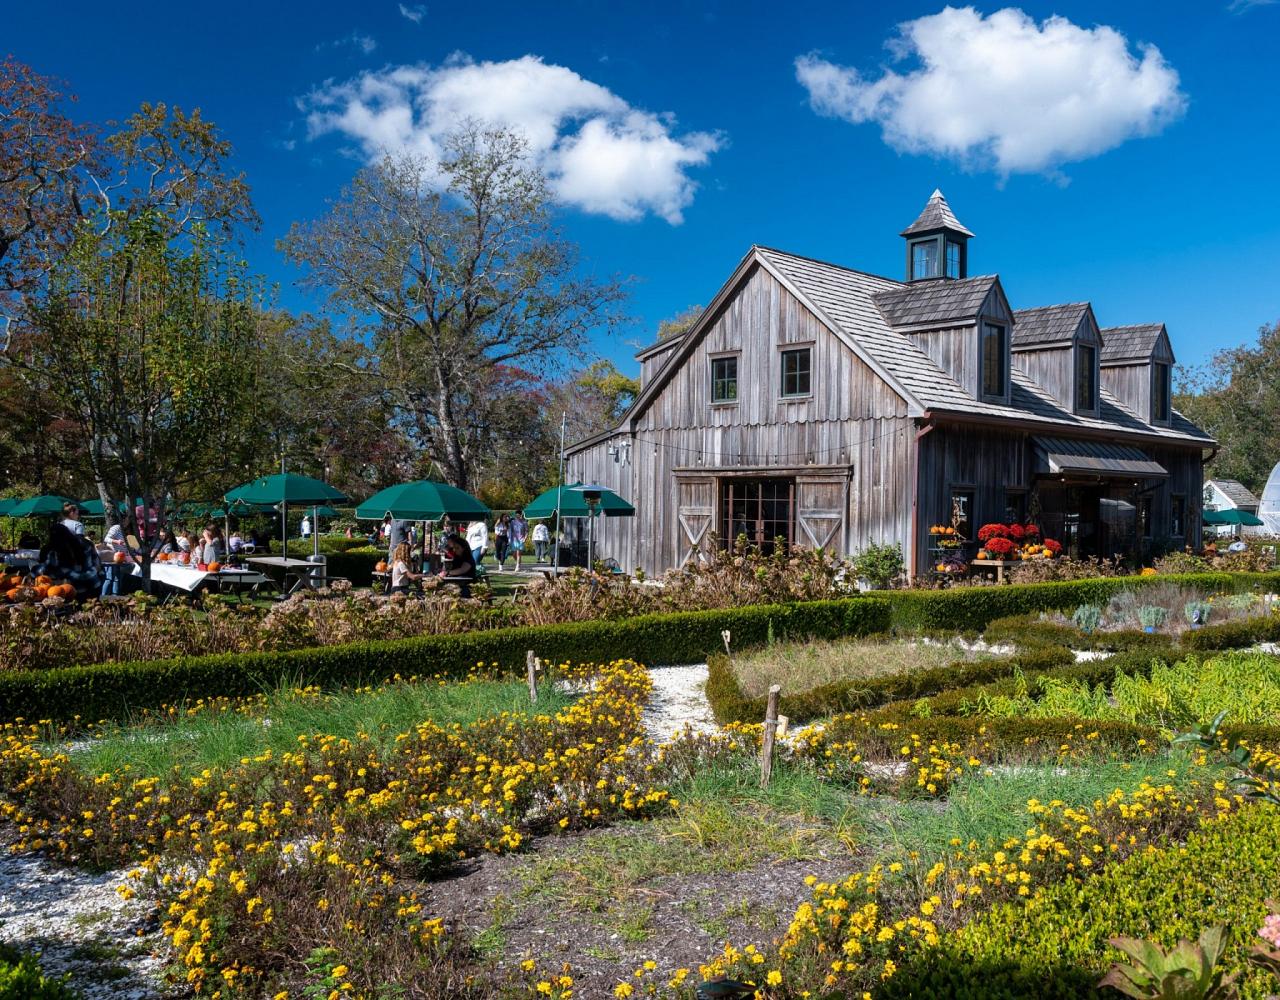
xmin=676 ymin=477 xmax=715 ymax=566
xmin=795 ymin=475 xmax=847 ymax=553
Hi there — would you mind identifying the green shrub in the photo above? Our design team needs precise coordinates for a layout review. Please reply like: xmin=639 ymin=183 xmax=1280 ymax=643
xmin=1137 ymin=606 xmax=1168 ymax=630
xmin=0 ymin=943 xmax=77 ymax=999
xmin=1181 ymin=615 xmax=1280 ymax=651
xmin=880 ymin=805 xmax=1280 ymax=999
xmin=854 ymin=542 xmax=905 ymax=589
xmin=0 ymin=597 xmax=892 ymax=723
xmin=1072 ymin=604 xmax=1103 ymax=633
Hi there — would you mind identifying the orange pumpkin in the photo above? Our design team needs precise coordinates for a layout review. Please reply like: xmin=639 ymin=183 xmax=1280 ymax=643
xmin=34 ymin=575 xmax=52 ymax=587
xmin=5 ymin=588 xmax=19 ymax=601
xmin=33 ymin=585 xmax=49 ymax=599
xmin=375 ymin=560 xmax=388 ymax=573
xmin=113 ymin=551 xmax=126 ymax=564
xmin=976 ymin=551 xmax=988 ymax=561
xmin=207 ymin=561 xmax=221 ymax=572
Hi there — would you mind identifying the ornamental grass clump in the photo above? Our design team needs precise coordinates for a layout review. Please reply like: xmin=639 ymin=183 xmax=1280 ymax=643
xmin=1073 ymin=604 xmax=1103 ymax=634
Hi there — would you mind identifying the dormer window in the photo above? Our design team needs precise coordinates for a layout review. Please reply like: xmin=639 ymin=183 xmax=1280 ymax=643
xmin=910 ymin=239 xmax=940 ymax=280
xmin=981 ymin=322 xmax=1007 ymax=398
xmin=1075 ymin=343 xmax=1098 ymax=412
xmin=946 ymin=240 xmax=962 ymax=279
xmin=1152 ymin=362 xmax=1171 ymax=423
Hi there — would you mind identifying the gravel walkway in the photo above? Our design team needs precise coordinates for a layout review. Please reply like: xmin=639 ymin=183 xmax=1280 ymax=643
xmin=0 ymin=848 xmax=169 ymax=998
xmin=642 ymin=664 xmax=717 ymax=742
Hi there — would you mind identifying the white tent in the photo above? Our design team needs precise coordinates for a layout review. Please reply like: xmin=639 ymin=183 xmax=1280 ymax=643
xmin=1259 ymin=461 xmax=1280 ymax=535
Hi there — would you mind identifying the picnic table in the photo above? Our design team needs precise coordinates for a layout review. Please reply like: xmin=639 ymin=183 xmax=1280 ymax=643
xmin=246 ymin=556 xmax=326 ymax=594
xmin=129 ymin=562 xmax=272 ymax=597
xmin=2 ymin=549 xmax=41 ymax=572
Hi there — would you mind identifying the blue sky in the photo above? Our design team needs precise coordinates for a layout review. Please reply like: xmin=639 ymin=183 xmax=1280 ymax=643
xmin=7 ymin=1 xmax=1279 ymax=375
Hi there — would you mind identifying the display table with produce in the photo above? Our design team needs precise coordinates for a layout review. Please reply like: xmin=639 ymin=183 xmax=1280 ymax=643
xmin=130 ymin=562 xmax=271 ymax=595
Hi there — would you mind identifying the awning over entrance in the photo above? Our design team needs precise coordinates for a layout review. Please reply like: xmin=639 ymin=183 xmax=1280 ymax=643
xmin=1032 ymin=436 xmax=1168 ymax=479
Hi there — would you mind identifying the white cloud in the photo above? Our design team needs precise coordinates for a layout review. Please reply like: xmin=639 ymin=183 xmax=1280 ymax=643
xmin=795 ymin=6 xmax=1186 ymax=176
xmin=398 ymin=3 xmax=427 ymax=23
xmin=301 ymin=54 xmax=720 ymax=223
xmin=317 ymin=32 xmax=378 ymax=55
xmin=1228 ymin=0 xmax=1276 ymax=12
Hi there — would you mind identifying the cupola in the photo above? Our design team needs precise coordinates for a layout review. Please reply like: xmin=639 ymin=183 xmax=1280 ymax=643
xmin=901 ymin=189 xmax=973 ymax=282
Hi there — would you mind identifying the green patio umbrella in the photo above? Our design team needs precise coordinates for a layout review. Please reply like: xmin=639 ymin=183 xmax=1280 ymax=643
xmin=523 ymin=483 xmax=635 ymax=519
xmin=355 ymin=481 xmax=488 ymax=522
xmin=0 ymin=498 xmax=17 ymax=517
xmin=226 ymin=474 xmax=348 ymax=558
xmin=524 ymin=483 xmax=634 ymax=570
xmin=1203 ymin=509 xmax=1265 ymax=527
xmin=8 ymin=494 xmax=74 ymax=517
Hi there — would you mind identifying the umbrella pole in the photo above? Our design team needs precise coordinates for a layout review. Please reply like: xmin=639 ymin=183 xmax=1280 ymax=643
xmin=554 ymin=411 xmax=566 ymax=574
xmin=313 ymin=506 xmax=319 ymax=559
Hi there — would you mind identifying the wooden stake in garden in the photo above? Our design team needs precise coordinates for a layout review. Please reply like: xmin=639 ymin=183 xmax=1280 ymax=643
xmin=760 ymin=684 xmax=781 ymax=788
xmin=721 ymin=629 xmax=732 ymax=656
xmin=526 ymin=650 xmax=539 ymax=704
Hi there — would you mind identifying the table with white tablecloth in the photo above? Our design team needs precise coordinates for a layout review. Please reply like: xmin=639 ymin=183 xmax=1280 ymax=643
xmin=130 ymin=562 xmax=271 ymax=595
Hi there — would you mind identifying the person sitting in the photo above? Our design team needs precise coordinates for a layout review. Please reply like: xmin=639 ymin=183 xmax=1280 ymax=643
xmin=437 ymin=533 xmax=477 ymax=598
xmin=389 ymin=542 xmax=424 ymax=595
xmin=199 ymin=524 xmax=226 ymax=567
xmin=61 ymin=501 xmax=86 ymax=537
xmin=38 ymin=522 xmax=103 ymax=598
xmin=151 ymin=527 xmax=179 ymax=558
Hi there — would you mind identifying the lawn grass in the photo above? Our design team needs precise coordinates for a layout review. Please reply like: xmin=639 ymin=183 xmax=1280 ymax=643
xmin=61 ymin=676 xmax=574 ymax=777
xmin=730 ymin=635 xmax=1001 ymax=698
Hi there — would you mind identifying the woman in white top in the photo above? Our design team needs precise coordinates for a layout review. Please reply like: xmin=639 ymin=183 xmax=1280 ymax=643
xmin=532 ymin=521 xmax=550 ymax=563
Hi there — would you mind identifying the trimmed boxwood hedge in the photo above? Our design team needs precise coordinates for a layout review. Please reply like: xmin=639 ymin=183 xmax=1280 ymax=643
xmin=1 ymin=597 xmax=892 ymax=723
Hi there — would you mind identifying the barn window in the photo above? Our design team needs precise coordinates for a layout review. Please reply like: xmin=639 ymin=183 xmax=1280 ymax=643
xmin=1170 ymin=494 xmax=1186 ymax=537
xmin=1152 ymin=362 xmax=1171 ymax=423
xmin=780 ymin=348 xmax=811 ymax=398
xmin=710 ymin=356 xmax=738 ymax=403
xmin=946 ymin=240 xmax=962 ymax=278
xmin=981 ymin=323 xmax=1007 ymax=398
xmin=950 ymin=487 xmax=976 ymax=540
xmin=1075 ymin=343 xmax=1098 ymax=412
xmin=910 ymin=239 xmax=940 ymax=280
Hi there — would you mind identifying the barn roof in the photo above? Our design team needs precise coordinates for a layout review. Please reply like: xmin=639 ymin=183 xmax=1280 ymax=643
xmin=1012 ymin=303 xmax=1090 ymax=347
xmin=900 ymin=189 xmax=975 ymax=238
xmin=752 ymin=247 xmax=1211 ymax=446
xmin=1100 ymin=324 xmax=1167 ymax=363
xmin=872 ymin=276 xmax=998 ymax=329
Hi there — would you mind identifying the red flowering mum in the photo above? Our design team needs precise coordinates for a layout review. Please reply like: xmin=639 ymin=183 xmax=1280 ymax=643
xmin=1043 ymin=538 xmax=1063 ymax=556
xmin=1022 ymin=523 xmax=1040 ymax=537
xmin=977 ymin=523 xmax=1010 ymax=543
xmin=1008 ymin=524 xmax=1026 ymax=541
xmin=984 ymin=537 xmax=1017 ymax=557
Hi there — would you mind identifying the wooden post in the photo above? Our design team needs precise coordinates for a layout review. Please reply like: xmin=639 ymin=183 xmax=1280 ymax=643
xmin=721 ymin=629 xmax=732 ymax=656
xmin=526 ymin=650 xmax=538 ymax=704
xmin=760 ymin=684 xmax=781 ymax=788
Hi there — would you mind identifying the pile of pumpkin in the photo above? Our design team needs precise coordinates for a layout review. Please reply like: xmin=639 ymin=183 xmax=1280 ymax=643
xmin=2 ymin=573 xmax=77 ymax=603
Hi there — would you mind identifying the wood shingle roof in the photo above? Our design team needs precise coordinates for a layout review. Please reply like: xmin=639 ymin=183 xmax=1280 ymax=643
xmin=871 ymin=276 xmax=998 ymax=330
xmin=1209 ymin=478 xmax=1260 ymax=508
xmin=900 ymin=189 xmax=975 ymax=238
xmin=1100 ymin=324 xmax=1166 ymax=363
xmin=1012 ymin=303 xmax=1089 ymax=347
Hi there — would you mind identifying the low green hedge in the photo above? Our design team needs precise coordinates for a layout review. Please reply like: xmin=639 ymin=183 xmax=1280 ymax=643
xmin=1 ymin=597 xmax=892 ymax=723
xmin=705 ymin=644 xmax=1077 ymax=726
xmin=880 ymin=804 xmax=1280 ymax=999
xmin=884 ymin=572 xmax=1280 ymax=632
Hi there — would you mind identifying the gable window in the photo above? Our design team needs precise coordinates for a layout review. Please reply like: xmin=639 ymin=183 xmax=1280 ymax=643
xmin=946 ymin=240 xmax=962 ymax=279
xmin=710 ymin=356 xmax=738 ymax=404
xmin=981 ymin=322 xmax=1007 ymax=398
xmin=911 ymin=240 xmax=939 ymax=280
xmin=1075 ymin=343 xmax=1098 ymax=412
xmin=1152 ymin=362 xmax=1171 ymax=423
xmin=1170 ymin=494 xmax=1186 ymax=537
xmin=780 ymin=347 xmax=811 ymax=398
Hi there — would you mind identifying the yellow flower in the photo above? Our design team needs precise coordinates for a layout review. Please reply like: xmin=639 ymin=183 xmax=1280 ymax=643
xmin=767 ymin=970 xmax=783 ymax=986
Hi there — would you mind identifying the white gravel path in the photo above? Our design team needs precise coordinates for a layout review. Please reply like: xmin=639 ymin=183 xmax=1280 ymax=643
xmin=0 ymin=850 xmax=169 ymax=998
xmin=643 ymin=664 xmax=717 ymax=742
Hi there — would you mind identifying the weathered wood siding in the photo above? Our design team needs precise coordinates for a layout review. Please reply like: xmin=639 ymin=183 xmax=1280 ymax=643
xmin=567 ymin=263 xmax=916 ymax=575
xmin=1012 ymin=344 xmax=1072 ymax=410
xmin=906 ymin=325 xmax=977 ymax=397
xmin=638 ymin=341 xmax=679 ymax=388
xmin=1101 ymin=363 xmax=1152 ymax=423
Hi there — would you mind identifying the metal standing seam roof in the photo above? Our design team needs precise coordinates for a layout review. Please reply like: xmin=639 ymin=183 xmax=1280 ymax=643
xmin=1100 ymin=324 xmax=1167 ymax=363
xmin=1033 ymin=436 xmax=1169 ymax=478
xmin=751 ymin=247 xmax=1213 ymax=446
xmin=1011 ymin=303 xmax=1089 ymax=347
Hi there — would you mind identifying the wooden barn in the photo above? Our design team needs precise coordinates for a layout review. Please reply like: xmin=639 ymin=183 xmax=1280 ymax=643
xmin=565 ymin=191 xmax=1214 ymax=579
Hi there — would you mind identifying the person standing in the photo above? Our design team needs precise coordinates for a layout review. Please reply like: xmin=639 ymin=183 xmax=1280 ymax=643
xmin=61 ymin=502 xmax=85 ymax=537
xmin=300 ymin=514 xmax=312 ymax=540
xmin=532 ymin=520 xmax=550 ymax=564
xmin=508 ymin=510 xmax=528 ymax=572
xmin=389 ymin=542 xmax=423 ymax=595
xmin=100 ymin=524 xmax=135 ymax=597
xmin=466 ymin=518 xmax=489 ymax=567
xmin=493 ymin=514 xmax=510 ymax=569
